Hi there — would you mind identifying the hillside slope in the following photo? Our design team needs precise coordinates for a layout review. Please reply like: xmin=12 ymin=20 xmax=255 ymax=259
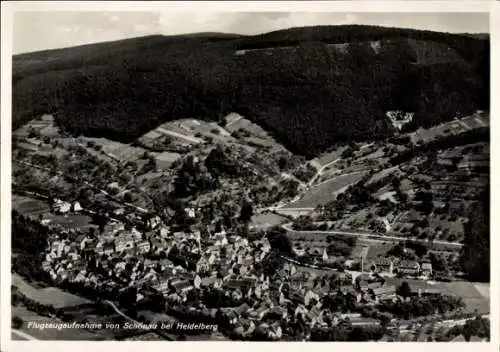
xmin=12 ymin=25 xmax=489 ymax=158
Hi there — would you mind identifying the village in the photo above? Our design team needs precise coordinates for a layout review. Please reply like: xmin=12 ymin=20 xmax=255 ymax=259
xmin=11 ymin=111 xmax=490 ymax=342
xmin=12 ymin=187 xmax=488 ymax=342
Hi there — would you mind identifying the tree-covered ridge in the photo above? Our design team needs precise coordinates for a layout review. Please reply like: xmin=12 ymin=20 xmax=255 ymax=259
xmin=237 ymin=25 xmax=486 ymax=59
xmin=13 ymin=25 xmax=489 ymax=158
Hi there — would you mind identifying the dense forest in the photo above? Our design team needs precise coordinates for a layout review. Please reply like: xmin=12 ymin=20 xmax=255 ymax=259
xmin=11 ymin=210 xmax=51 ymax=281
xmin=13 ymin=26 xmax=489 ymax=158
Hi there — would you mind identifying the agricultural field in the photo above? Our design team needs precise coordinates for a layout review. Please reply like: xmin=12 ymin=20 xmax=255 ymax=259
xmin=289 ymin=171 xmax=369 ymax=209
xmin=12 ymin=195 xmax=51 ymax=215
xmin=154 ymin=151 xmax=181 ymax=169
xmin=385 ymin=278 xmax=489 ymax=315
xmin=151 ymin=121 xmax=203 ymax=145
xmin=181 ymin=118 xmax=231 ymax=137
xmin=13 ymin=274 xmax=92 ymax=309
xmin=138 ymin=118 xmax=253 ymax=155
xmin=250 ymin=212 xmax=288 ymax=230
xmin=356 ymin=147 xmax=386 ymax=163
xmin=75 ymin=136 xmax=147 ymax=166
xmin=13 ymin=274 xmax=44 ymax=297
xmin=318 ymin=161 xmax=375 ymax=184
xmin=461 ymin=113 xmax=489 ymax=129
xmin=13 ymin=114 xmax=57 ymax=137
xmin=367 ymin=166 xmax=402 ymax=185
xmin=410 ymin=121 xmax=466 ymax=144
xmin=312 ymin=148 xmax=346 ymax=168
xmin=408 ymin=112 xmax=489 ymax=145
xmin=223 ymin=114 xmax=285 ymax=153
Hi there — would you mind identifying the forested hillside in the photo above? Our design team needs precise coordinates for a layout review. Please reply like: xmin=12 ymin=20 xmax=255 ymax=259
xmin=12 ymin=25 xmax=489 ymax=158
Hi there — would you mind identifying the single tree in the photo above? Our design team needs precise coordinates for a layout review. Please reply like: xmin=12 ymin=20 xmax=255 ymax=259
xmin=396 ymin=281 xmax=412 ymax=298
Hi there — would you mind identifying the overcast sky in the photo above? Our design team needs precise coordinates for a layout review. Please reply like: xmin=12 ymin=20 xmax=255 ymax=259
xmin=13 ymin=12 xmax=489 ymax=54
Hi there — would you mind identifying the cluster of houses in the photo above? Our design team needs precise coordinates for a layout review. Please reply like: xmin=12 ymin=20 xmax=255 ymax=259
xmin=38 ymin=196 xmax=445 ymax=341
xmin=366 ymin=257 xmax=433 ymax=278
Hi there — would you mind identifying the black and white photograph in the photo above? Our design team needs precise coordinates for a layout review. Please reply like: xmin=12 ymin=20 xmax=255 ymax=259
xmin=2 ymin=2 xmax=494 ymax=347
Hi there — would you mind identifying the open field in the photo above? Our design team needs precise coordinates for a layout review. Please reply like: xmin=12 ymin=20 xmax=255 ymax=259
xmin=13 ymin=114 xmax=55 ymax=136
xmin=250 ymin=212 xmax=288 ymax=229
xmin=11 ymin=306 xmax=102 ymax=341
xmin=461 ymin=113 xmax=489 ymax=129
xmin=364 ymin=242 xmax=396 ymax=259
xmin=77 ymin=137 xmax=147 ymax=163
xmin=224 ymin=115 xmax=255 ymax=133
xmin=441 ymin=281 xmax=490 ymax=314
xmin=313 ymin=148 xmax=346 ymax=168
xmin=154 ymin=151 xmax=181 ymax=169
xmin=223 ymin=115 xmax=284 ymax=152
xmin=384 ymin=277 xmax=490 ymax=314
xmin=145 ymin=121 xmax=204 ymax=145
xmin=319 ymin=164 xmax=373 ymax=183
xmin=289 ymin=171 xmax=368 ymax=209
xmin=12 ymin=195 xmax=51 ymax=215
xmin=181 ymin=118 xmax=231 ymax=137
xmin=390 ymin=209 xmax=465 ymax=242
xmin=351 ymin=245 xmax=370 ymax=259
xmin=136 ymin=171 xmax=164 ymax=185
xmin=408 ymin=113 xmax=489 ymax=144
xmin=473 ymin=283 xmax=490 ymax=298
xmin=13 ymin=274 xmax=44 ymax=297
xmin=367 ymin=166 xmax=401 ymax=185
xmin=13 ymin=274 xmax=92 ymax=309
xmin=357 ymin=147 xmax=386 ymax=161
xmin=158 ymin=121 xmax=194 ymax=136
